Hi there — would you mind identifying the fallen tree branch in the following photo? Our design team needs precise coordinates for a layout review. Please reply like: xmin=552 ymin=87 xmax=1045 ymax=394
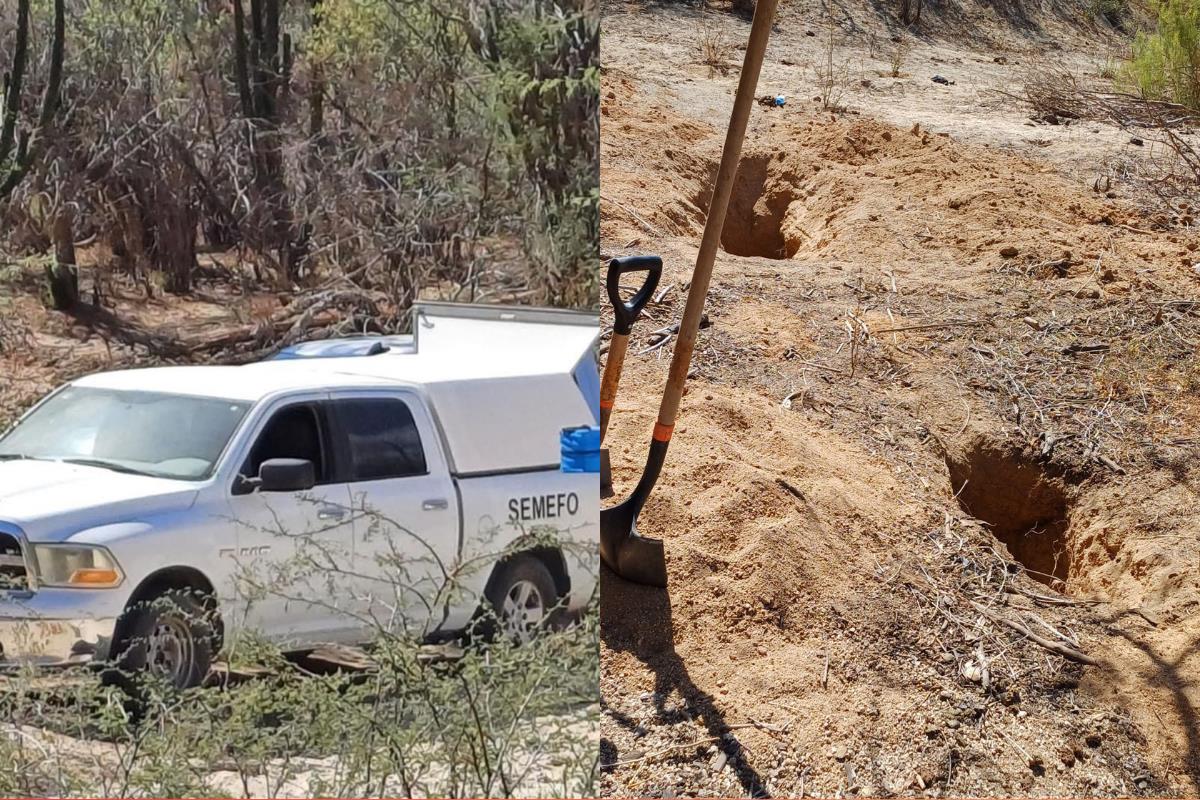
xmin=181 ymin=289 xmax=385 ymax=357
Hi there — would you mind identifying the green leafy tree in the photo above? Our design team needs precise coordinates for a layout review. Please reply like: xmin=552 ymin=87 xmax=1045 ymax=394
xmin=1124 ymin=0 xmax=1200 ymax=110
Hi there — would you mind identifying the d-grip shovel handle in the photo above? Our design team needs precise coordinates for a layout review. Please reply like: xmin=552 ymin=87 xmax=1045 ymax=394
xmin=601 ymin=256 xmax=662 ymax=442
xmin=607 ymin=256 xmax=662 ymax=335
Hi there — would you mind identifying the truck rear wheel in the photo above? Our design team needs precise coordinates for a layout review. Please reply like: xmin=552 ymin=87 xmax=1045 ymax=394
xmin=104 ymin=589 xmax=215 ymax=693
xmin=485 ymin=555 xmax=560 ymax=644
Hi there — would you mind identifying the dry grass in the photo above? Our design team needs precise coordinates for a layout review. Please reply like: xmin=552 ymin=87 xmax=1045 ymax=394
xmin=888 ymin=35 xmax=910 ymax=79
xmin=697 ymin=17 xmax=732 ymax=77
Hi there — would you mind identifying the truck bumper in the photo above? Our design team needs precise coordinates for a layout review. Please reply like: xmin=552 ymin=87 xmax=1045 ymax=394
xmin=0 ymin=591 xmax=122 ymax=668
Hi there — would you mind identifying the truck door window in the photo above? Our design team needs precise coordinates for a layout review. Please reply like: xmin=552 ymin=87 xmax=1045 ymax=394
xmin=336 ymin=399 xmax=428 ymax=481
xmin=241 ymin=404 xmax=329 ymax=483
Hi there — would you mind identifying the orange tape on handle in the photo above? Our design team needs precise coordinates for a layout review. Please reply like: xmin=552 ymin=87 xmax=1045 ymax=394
xmin=653 ymin=422 xmax=674 ymax=442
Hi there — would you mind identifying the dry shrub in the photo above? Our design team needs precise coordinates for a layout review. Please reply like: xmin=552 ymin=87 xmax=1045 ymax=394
xmin=0 ymin=312 xmax=34 ymax=357
xmin=888 ymin=34 xmax=909 ymax=78
xmin=812 ymin=18 xmax=853 ymax=111
xmin=1015 ymin=65 xmax=1200 ymax=212
xmin=698 ymin=17 xmax=732 ymax=77
xmin=0 ymin=0 xmax=599 ymax=314
xmin=1019 ymin=64 xmax=1200 ymax=127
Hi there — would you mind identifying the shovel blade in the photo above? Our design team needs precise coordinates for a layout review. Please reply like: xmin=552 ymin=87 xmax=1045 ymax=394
xmin=600 ymin=500 xmax=668 ymax=588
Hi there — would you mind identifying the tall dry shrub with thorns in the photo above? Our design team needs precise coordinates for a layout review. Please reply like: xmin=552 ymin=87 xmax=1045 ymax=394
xmin=0 ymin=0 xmax=70 ymax=307
xmin=0 ymin=0 xmax=599 ymax=320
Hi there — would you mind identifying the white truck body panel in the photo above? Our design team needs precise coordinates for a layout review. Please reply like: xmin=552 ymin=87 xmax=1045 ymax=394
xmin=0 ymin=302 xmax=599 ymax=665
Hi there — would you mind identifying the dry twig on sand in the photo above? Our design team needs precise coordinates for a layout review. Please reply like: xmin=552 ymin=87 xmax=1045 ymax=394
xmin=970 ymin=601 xmax=1098 ymax=666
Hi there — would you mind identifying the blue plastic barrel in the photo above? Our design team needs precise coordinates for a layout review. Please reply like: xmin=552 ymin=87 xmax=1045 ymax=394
xmin=561 ymin=426 xmax=601 ymax=473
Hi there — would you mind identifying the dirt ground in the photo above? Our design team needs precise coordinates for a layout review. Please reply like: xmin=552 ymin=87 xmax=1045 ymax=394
xmin=600 ymin=0 xmax=1200 ymax=796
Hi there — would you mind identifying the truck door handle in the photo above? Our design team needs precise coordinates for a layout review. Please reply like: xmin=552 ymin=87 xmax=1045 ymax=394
xmin=317 ymin=507 xmax=347 ymax=521
xmin=422 ymin=498 xmax=449 ymax=511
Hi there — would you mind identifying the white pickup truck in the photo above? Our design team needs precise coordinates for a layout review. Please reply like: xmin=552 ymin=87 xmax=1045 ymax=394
xmin=0 ymin=302 xmax=599 ymax=688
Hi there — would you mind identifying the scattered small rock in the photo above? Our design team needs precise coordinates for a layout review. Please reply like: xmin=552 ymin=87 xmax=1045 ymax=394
xmin=1130 ymin=137 xmax=1144 ymax=146
xmin=999 ymin=246 xmax=1020 ymax=258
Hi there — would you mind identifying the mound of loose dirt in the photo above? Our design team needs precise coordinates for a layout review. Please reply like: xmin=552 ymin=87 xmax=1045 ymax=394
xmin=618 ymin=111 xmax=1198 ymax=288
xmin=600 ymin=25 xmax=1200 ymax=796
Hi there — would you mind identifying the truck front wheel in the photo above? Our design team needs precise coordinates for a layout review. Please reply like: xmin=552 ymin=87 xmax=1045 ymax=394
xmin=104 ymin=589 xmax=215 ymax=692
xmin=485 ymin=556 xmax=560 ymax=645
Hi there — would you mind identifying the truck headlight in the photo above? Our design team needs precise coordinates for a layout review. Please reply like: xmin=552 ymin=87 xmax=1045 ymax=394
xmin=32 ymin=544 xmax=124 ymax=588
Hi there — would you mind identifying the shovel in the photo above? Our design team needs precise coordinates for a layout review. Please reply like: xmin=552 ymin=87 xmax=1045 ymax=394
xmin=600 ymin=0 xmax=780 ymax=588
xmin=600 ymin=255 xmax=662 ymax=442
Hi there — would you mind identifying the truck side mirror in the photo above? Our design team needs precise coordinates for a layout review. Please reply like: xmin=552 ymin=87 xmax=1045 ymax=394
xmin=258 ymin=459 xmax=316 ymax=492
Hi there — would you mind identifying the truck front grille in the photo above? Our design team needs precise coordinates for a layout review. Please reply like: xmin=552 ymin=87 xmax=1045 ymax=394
xmin=0 ymin=532 xmax=29 ymax=592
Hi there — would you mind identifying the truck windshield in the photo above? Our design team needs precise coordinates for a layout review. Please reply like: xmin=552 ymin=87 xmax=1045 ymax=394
xmin=0 ymin=387 xmax=250 ymax=481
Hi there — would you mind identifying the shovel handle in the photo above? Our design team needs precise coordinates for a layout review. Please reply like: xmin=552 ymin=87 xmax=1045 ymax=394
xmin=653 ymin=0 xmax=779 ymax=443
xmin=599 ymin=333 xmax=627 ymax=440
xmin=607 ymin=256 xmax=662 ymax=336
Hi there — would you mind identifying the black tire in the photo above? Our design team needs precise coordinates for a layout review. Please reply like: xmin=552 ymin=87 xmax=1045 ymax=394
xmin=102 ymin=589 xmax=215 ymax=695
xmin=483 ymin=555 xmax=561 ymax=645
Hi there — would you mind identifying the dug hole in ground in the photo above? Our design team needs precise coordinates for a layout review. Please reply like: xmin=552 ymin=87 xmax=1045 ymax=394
xmin=599 ymin=0 xmax=1200 ymax=795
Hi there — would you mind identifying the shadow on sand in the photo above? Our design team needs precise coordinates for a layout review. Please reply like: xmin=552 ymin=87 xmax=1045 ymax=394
xmin=600 ymin=563 xmax=770 ymax=797
xmin=1095 ymin=608 xmax=1200 ymax=795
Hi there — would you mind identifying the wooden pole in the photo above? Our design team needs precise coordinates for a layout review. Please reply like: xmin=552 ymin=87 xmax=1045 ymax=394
xmin=650 ymin=0 xmax=780 ymax=443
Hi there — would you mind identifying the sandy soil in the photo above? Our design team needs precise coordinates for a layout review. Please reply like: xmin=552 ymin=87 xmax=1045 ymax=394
xmin=600 ymin=1 xmax=1200 ymax=795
